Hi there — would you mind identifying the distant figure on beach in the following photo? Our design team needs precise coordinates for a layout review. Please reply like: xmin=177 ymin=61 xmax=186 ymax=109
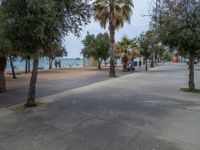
xmin=121 ymin=50 xmax=128 ymax=72
xmin=55 ymin=59 xmax=58 ymax=69
xmin=58 ymin=59 xmax=61 ymax=68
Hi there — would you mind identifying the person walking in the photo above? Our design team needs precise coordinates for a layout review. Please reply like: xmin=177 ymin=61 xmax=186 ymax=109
xmin=55 ymin=59 xmax=58 ymax=69
xmin=58 ymin=59 xmax=61 ymax=68
xmin=139 ymin=59 xmax=142 ymax=69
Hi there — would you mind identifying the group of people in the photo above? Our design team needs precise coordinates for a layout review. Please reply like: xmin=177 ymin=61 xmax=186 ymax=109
xmin=121 ymin=50 xmax=142 ymax=72
xmin=55 ymin=59 xmax=61 ymax=69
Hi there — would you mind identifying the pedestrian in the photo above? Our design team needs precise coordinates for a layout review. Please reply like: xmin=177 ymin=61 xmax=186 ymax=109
xmin=131 ymin=58 xmax=135 ymax=71
xmin=58 ymin=59 xmax=61 ymax=68
xmin=139 ymin=59 xmax=142 ymax=69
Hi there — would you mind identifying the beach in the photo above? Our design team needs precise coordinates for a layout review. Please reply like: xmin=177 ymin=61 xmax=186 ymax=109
xmin=6 ymin=57 xmax=83 ymax=71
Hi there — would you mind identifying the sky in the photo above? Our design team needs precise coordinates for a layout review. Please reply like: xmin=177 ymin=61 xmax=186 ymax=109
xmin=64 ymin=0 xmax=151 ymax=58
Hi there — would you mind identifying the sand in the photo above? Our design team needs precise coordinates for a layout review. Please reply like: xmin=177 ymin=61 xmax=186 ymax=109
xmin=5 ymin=67 xmax=111 ymax=89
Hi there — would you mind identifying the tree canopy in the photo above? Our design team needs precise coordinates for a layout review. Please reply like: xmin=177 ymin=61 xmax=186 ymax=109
xmin=155 ymin=0 xmax=200 ymax=89
xmin=0 ymin=0 xmax=91 ymax=102
xmin=82 ymin=32 xmax=110 ymax=69
xmin=118 ymin=35 xmax=138 ymax=58
xmin=92 ymin=0 xmax=134 ymax=77
xmin=157 ymin=0 xmax=200 ymax=54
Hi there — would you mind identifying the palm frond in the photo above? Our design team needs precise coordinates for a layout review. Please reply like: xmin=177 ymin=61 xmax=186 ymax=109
xmin=92 ymin=0 xmax=134 ymax=28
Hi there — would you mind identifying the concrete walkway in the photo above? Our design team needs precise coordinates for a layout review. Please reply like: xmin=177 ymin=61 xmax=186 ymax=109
xmin=0 ymin=63 xmax=200 ymax=150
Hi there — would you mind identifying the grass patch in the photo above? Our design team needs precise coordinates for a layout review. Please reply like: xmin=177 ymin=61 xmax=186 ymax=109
xmin=180 ymin=88 xmax=200 ymax=93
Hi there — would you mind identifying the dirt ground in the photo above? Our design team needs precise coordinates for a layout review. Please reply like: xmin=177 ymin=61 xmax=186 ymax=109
xmin=5 ymin=67 xmax=116 ymax=89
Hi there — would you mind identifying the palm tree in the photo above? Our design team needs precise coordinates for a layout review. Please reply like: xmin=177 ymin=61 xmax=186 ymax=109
xmin=118 ymin=35 xmax=137 ymax=55
xmin=93 ymin=0 xmax=134 ymax=77
xmin=114 ymin=43 xmax=122 ymax=63
xmin=0 ymin=38 xmax=11 ymax=92
xmin=118 ymin=35 xmax=138 ymax=71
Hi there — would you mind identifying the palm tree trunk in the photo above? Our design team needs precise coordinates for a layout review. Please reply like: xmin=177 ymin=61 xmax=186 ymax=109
xmin=9 ymin=55 xmax=17 ymax=79
xmin=109 ymin=1 xmax=116 ymax=77
xmin=25 ymin=46 xmax=40 ymax=107
xmin=188 ymin=52 xmax=195 ymax=89
xmin=0 ymin=54 xmax=7 ymax=93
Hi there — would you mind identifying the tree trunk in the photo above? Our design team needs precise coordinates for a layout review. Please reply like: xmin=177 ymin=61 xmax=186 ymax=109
xmin=188 ymin=52 xmax=195 ymax=89
xmin=0 ymin=54 xmax=7 ymax=93
xmin=155 ymin=53 xmax=157 ymax=66
xmin=97 ymin=59 xmax=103 ymax=69
xmin=145 ymin=58 xmax=148 ymax=71
xmin=25 ymin=47 xmax=40 ymax=107
xmin=98 ymin=61 xmax=101 ymax=70
xmin=9 ymin=55 xmax=17 ymax=79
xmin=25 ymin=58 xmax=28 ymax=73
xmin=150 ymin=53 xmax=155 ymax=68
xmin=104 ymin=60 xmax=107 ymax=67
xmin=122 ymin=63 xmax=128 ymax=72
xmin=28 ymin=58 xmax=31 ymax=72
xmin=109 ymin=2 xmax=116 ymax=77
xmin=49 ymin=57 xmax=53 ymax=69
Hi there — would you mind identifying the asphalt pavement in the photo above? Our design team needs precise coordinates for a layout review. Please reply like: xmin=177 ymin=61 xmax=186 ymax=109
xmin=0 ymin=63 xmax=200 ymax=150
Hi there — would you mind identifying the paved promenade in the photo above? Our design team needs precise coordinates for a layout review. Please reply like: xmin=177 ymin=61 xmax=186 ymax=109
xmin=0 ymin=63 xmax=200 ymax=150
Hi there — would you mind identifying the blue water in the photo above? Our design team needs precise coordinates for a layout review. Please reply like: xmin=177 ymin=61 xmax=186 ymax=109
xmin=6 ymin=57 xmax=83 ymax=71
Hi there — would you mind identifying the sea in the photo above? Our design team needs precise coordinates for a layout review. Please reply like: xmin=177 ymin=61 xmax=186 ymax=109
xmin=6 ymin=57 xmax=83 ymax=71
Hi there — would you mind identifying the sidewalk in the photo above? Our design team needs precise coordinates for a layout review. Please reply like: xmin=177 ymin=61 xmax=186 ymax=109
xmin=0 ymin=63 xmax=200 ymax=150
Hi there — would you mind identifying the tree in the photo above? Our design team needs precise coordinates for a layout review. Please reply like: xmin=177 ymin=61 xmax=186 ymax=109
xmin=157 ymin=0 xmax=200 ymax=89
xmin=44 ymin=40 xmax=67 ymax=69
xmin=138 ymin=31 xmax=152 ymax=71
xmin=47 ymin=48 xmax=67 ymax=70
xmin=148 ymin=0 xmax=166 ymax=67
xmin=93 ymin=0 xmax=134 ymax=77
xmin=114 ymin=43 xmax=123 ymax=64
xmin=0 ymin=0 xmax=8 ymax=92
xmin=118 ymin=36 xmax=137 ymax=51
xmin=82 ymin=32 xmax=110 ymax=69
xmin=8 ymin=54 xmax=17 ymax=79
xmin=163 ymin=51 xmax=172 ymax=62
xmin=0 ymin=37 xmax=11 ymax=92
xmin=1 ymin=0 xmax=91 ymax=106
xmin=118 ymin=35 xmax=137 ymax=70
xmin=118 ymin=35 xmax=137 ymax=57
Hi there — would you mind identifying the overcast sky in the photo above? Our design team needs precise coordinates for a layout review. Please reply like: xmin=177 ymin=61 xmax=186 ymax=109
xmin=64 ymin=0 xmax=151 ymax=58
